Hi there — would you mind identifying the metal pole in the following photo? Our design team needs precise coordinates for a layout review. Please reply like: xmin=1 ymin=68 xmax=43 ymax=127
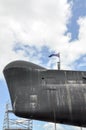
xmin=57 ymin=61 xmax=60 ymax=70
xmin=54 ymin=122 xmax=56 ymax=130
xmin=6 ymin=103 xmax=9 ymax=129
xmin=81 ymin=127 xmax=82 ymax=130
xmin=57 ymin=53 xmax=61 ymax=70
xmin=53 ymin=90 xmax=56 ymax=130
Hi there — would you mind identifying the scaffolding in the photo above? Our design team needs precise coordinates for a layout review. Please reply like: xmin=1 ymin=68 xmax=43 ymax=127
xmin=3 ymin=102 xmax=33 ymax=130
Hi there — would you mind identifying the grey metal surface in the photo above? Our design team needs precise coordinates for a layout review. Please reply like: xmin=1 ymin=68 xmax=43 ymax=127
xmin=3 ymin=60 xmax=86 ymax=127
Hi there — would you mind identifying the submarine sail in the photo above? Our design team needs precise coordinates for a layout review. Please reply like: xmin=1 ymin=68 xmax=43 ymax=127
xmin=3 ymin=60 xmax=86 ymax=127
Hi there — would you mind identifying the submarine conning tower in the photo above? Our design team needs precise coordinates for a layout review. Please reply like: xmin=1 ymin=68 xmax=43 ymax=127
xmin=3 ymin=60 xmax=86 ymax=127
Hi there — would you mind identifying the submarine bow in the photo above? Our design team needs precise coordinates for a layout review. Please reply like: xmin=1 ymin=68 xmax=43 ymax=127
xmin=3 ymin=60 xmax=86 ymax=127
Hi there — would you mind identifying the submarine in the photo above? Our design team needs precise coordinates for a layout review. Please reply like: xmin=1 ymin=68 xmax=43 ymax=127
xmin=3 ymin=60 xmax=86 ymax=127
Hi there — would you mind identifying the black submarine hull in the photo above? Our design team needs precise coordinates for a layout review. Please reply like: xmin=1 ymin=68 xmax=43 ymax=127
xmin=3 ymin=61 xmax=86 ymax=127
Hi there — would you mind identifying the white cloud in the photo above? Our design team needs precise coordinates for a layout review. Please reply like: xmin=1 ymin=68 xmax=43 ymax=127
xmin=43 ymin=123 xmax=65 ymax=130
xmin=0 ymin=0 xmax=72 ymax=78
xmin=0 ymin=0 xmax=86 ymax=79
xmin=63 ymin=17 xmax=86 ymax=69
xmin=43 ymin=123 xmax=86 ymax=130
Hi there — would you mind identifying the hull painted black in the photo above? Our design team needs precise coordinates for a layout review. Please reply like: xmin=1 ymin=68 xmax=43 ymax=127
xmin=3 ymin=61 xmax=86 ymax=127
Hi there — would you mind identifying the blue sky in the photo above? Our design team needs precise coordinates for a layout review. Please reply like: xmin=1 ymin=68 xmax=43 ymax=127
xmin=0 ymin=0 xmax=86 ymax=129
xmin=67 ymin=0 xmax=86 ymax=41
